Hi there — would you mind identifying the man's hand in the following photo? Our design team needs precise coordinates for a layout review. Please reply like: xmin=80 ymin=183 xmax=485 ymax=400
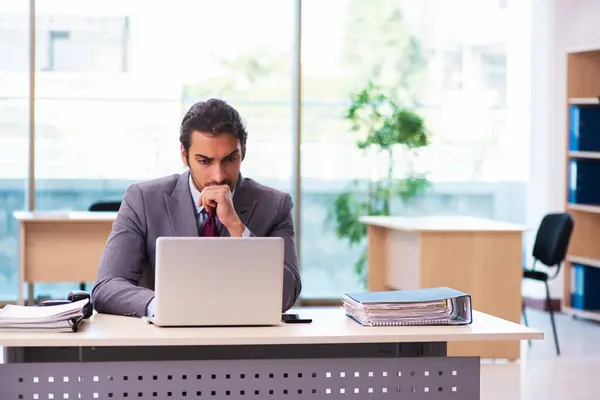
xmin=199 ymin=185 xmax=246 ymax=237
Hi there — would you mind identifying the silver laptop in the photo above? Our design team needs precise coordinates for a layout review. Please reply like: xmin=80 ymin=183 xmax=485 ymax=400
xmin=148 ymin=236 xmax=284 ymax=327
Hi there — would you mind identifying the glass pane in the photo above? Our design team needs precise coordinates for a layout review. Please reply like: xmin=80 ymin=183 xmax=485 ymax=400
xmin=0 ymin=1 xmax=29 ymax=300
xmin=301 ymin=0 xmax=531 ymax=297
xmin=33 ymin=1 xmax=293 ymax=299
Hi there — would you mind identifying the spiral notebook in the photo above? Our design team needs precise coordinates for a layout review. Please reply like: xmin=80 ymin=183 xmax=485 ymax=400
xmin=0 ymin=298 xmax=88 ymax=332
xmin=343 ymin=287 xmax=472 ymax=326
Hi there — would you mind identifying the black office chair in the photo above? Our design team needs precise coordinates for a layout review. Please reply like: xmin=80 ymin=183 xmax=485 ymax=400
xmin=81 ymin=201 xmax=122 ymax=290
xmin=89 ymin=201 xmax=122 ymax=212
xmin=522 ymin=212 xmax=574 ymax=356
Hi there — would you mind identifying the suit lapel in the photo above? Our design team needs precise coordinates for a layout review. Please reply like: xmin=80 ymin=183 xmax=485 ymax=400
xmin=220 ymin=174 xmax=257 ymax=237
xmin=165 ymin=170 xmax=198 ymax=237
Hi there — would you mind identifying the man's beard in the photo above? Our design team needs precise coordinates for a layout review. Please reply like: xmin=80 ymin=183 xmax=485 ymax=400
xmin=189 ymin=170 xmax=235 ymax=193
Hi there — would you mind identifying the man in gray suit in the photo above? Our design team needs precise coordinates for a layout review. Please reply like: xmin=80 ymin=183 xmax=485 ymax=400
xmin=92 ymin=99 xmax=302 ymax=317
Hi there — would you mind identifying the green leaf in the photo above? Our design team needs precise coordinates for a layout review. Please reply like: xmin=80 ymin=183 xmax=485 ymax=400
xmin=391 ymin=109 xmax=429 ymax=148
xmin=344 ymin=81 xmax=430 ymax=154
xmin=395 ymin=175 xmax=430 ymax=201
xmin=327 ymin=191 xmax=369 ymax=246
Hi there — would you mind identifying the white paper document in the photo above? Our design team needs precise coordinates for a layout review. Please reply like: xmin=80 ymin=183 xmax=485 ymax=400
xmin=0 ymin=298 xmax=89 ymax=332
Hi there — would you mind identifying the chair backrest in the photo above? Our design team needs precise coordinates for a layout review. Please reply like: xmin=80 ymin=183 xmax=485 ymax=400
xmin=88 ymin=201 xmax=122 ymax=212
xmin=532 ymin=212 xmax=574 ymax=268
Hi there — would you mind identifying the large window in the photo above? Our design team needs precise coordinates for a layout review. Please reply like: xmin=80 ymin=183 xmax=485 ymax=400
xmin=300 ymin=0 xmax=531 ymax=298
xmin=0 ymin=1 xmax=29 ymax=299
xmin=0 ymin=0 xmax=531 ymax=301
xmin=29 ymin=1 xmax=293 ymax=299
xmin=34 ymin=0 xmax=293 ymax=191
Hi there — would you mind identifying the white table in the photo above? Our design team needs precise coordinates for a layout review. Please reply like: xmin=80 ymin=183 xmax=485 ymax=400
xmin=360 ymin=215 xmax=527 ymax=360
xmin=0 ymin=307 xmax=541 ymax=399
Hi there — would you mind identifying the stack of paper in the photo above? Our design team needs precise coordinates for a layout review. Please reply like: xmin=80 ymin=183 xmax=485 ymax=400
xmin=343 ymin=287 xmax=472 ymax=326
xmin=0 ymin=299 xmax=89 ymax=332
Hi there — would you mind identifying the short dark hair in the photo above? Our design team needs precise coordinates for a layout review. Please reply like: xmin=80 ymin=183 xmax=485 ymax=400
xmin=180 ymin=98 xmax=248 ymax=158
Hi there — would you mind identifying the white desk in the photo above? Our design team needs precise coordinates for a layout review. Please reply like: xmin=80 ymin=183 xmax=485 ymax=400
xmin=0 ymin=307 xmax=541 ymax=400
xmin=13 ymin=211 xmax=117 ymax=305
xmin=360 ymin=215 xmax=526 ymax=360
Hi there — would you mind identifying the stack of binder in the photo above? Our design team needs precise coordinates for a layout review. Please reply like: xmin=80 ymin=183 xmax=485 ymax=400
xmin=0 ymin=298 xmax=90 ymax=332
xmin=343 ymin=287 xmax=472 ymax=326
xmin=568 ymin=104 xmax=600 ymax=205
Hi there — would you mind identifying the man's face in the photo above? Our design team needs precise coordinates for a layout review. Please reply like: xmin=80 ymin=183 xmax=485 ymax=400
xmin=181 ymin=130 xmax=244 ymax=192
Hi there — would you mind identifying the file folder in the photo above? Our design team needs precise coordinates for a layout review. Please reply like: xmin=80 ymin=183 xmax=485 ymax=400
xmin=569 ymin=104 xmax=600 ymax=152
xmin=569 ymin=158 xmax=600 ymax=204
xmin=571 ymin=263 xmax=600 ymax=310
xmin=343 ymin=287 xmax=472 ymax=326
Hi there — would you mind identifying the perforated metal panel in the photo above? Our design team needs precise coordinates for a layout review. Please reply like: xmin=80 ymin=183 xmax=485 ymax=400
xmin=0 ymin=356 xmax=479 ymax=399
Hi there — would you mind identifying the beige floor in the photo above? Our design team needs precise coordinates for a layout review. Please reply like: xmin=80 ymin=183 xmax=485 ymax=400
xmin=481 ymin=308 xmax=600 ymax=399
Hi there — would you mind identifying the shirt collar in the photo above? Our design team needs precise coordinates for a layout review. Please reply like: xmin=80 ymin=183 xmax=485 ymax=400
xmin=189 ymin=174 xmax=202 ymax=215
xmin=188 ymin=174 xmax=235 ymax=215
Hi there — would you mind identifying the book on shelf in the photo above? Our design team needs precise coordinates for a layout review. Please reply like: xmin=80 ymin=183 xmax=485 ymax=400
xmin=570 ymin=103 xmax=600 ymax=152
xmin=343 ymin=287 xmax=472 ymax=327
xmin=571 ymin=263 xmax=600 ymax=310
xmin=0 ymin=298 xmax=89 ymax=332
xmin=569 ymin=158 xmax=600 ymax=205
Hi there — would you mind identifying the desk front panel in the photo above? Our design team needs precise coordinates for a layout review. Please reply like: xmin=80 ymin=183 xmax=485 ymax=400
xmin=373 ymin=228 xmax=523 ymax=360
xmin=419 ymin=231 xmax=522 ymax=324
xmin=420 ymin=230 xmax=522 ymax=360
xmin=385 ymin=230 xmax=421 ymax=290
xmin=22 ymin=221 xmax=112 ymax=282
xmin=1 ymin=349 xmax=480 ymax=400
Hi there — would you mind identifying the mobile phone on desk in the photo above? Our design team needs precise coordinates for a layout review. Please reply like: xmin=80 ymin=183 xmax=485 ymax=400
xmin=282 ymin=313 xmax=312 ymax=323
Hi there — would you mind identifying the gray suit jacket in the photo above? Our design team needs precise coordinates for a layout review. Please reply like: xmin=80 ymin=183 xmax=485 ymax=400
xmin=91 ymin=170 xmax=302 ymax=317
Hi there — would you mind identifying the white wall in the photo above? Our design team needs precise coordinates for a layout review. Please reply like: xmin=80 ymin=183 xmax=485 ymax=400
xmin=525 ymin=0 xmax=600 ymax=300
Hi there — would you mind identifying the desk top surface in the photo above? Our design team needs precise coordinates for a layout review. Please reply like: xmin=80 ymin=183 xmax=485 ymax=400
xmin=13 ymin=211 xmax=117 ymax=222
xmin=359 ymin=216 xmax=526 ymax=232
xmin=0 ymin=307 xmax=542 ymax=348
